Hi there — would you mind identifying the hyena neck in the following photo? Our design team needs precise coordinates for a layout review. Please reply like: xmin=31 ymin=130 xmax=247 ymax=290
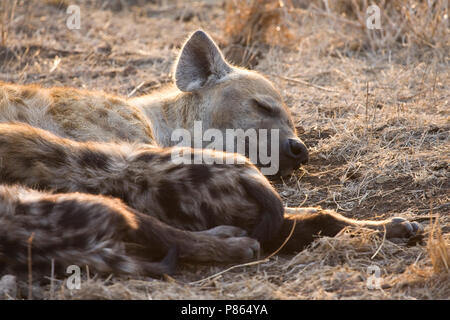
xmin=131 ymin=87 xmax=208 ymax=147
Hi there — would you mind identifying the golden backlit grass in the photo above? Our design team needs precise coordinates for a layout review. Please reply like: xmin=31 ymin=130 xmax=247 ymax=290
xmin=0 ymin=0 xmax=448 ymax=299
xmin=428 ymin=215 xmax=450 ymax=274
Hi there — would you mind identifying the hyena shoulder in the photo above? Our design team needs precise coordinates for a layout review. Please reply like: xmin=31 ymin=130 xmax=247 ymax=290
xmin=0 ymin=82 xmax=155 ymax=144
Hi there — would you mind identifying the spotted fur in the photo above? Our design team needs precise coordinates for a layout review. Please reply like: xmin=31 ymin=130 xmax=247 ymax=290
xmin=0 ymin=123 xmax=283 ymax=244
xmin=0 ymin=184 xmax=261 ymax=277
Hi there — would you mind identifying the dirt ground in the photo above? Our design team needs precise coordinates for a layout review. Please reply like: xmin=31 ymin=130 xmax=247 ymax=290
xmin=0 ymin=0 xmax=448 ymax=299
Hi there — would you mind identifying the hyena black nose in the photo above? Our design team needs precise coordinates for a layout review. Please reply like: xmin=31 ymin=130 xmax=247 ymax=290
xmin=287 ymin=138 xmax=309 ymax=165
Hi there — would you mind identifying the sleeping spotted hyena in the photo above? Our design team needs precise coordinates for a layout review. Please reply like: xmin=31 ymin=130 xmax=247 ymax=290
xmin=0 ymin=30 xmax=422 ymax=278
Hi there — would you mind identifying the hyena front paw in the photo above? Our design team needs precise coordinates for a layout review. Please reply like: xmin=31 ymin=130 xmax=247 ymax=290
xmin=223 ymin=237 xmax=260 ymax=261
xmin=197 ymin=225 xmax=248 ymax=238
xmin=383 ymin=217 xmax=424 ymax=239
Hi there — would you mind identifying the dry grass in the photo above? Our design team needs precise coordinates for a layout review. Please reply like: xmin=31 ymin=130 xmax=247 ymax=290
xmin=0 ymin=0 xmax=18 ymax=46
xmin=428 ymin=215 xmax=450 ymax=274
xmin=326 ymin=0 xmax=449 ymax=51
xmin=223 ymin=0 xmax=298 ymax=66
xmin=0 ymin=0 xmax=448 ymax=299
xmin=224 ymin=0 xmax=296 ymax=47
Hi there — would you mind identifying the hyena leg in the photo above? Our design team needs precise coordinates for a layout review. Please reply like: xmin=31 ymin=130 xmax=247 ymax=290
xmin=194 ymin=225 xmax=248 ymax=238
xmin=129 ymin=212 xmax=260 ymax=263
xmin=264 ymin=208 xmax=424 ymax=253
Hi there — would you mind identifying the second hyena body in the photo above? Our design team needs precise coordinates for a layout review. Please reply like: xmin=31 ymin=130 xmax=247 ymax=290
xmin=0 ymin=31 xmax=422 ymax=278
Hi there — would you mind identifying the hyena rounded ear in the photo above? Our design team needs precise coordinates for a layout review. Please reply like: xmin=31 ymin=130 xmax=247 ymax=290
xmin=174 ymin=30 xmax=232 ymax=92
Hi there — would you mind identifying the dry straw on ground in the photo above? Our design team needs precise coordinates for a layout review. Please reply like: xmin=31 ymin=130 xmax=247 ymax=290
xmin=428 ymin=215 xmax=450 ymax=274
xmin=225 ymin=0 xmax=296 ymax=47
xmin=0 ymin=0 xmax=448 ymax=299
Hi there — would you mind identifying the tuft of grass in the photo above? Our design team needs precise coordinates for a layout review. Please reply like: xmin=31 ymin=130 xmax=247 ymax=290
xmin=428 ymin=214 xmax=450 ymax=274
xmin=224 ymin=0 xmax=296 ymax=47
xmin=0 ymin=0 xmax=17 ymax=46
xmin=223 ymin=0 xmax=297 ymax=67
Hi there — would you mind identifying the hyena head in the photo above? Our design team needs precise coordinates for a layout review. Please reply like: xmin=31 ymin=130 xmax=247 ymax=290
xmin=174 ymin=30 xmax=308 ymax=178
